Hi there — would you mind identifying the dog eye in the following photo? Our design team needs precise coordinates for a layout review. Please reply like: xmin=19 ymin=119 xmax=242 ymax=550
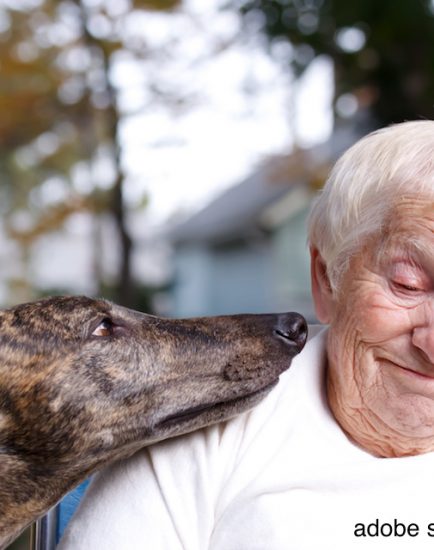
xmin=92 ymin=318 xmax=113 ymax=337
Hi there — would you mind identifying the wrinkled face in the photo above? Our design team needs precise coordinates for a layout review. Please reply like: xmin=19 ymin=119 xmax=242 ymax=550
xmin=316 ymin=198 xmax=434 ymax=457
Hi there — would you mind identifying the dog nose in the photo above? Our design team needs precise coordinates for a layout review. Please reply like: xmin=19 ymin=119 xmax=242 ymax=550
xmin=274 ymin=313 xmax=307 ymax=351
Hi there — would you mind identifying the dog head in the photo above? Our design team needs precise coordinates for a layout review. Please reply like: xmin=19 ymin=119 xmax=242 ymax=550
xmin=0 ymin=296 xmax=307 ymax=472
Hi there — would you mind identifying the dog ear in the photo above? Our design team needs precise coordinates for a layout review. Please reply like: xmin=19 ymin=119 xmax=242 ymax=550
xmin=310 ymin=246 xmax=333 ymax=324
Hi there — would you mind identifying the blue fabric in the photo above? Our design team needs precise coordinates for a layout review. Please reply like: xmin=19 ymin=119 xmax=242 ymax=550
xmin=56 ymin=479 xmax=91 ymax=542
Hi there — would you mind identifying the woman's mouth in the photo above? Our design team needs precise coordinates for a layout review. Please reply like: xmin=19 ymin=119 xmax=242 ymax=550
xmin=379 ymin=358 xmax=434 ymax=381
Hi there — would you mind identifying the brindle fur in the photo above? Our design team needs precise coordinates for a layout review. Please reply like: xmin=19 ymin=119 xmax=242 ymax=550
xmin=0 ymin=296 xmax=307 ymax=548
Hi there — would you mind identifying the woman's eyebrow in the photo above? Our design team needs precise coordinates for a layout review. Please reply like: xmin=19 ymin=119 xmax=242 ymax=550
xmin=390 ymin=241 xmax=434 ymax=271
xmin=378 ymin=240 xmax=426 ymax=269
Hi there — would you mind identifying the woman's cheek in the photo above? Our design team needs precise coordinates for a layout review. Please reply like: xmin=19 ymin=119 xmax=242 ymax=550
xmin=357 ymin=289 xmax=414 ymax=340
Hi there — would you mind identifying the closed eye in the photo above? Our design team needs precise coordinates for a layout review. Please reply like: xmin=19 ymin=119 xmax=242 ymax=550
xmin=389 ymin=259 xmax=429 ymax=295
xmin=393 ymin=281 xmax=421 ymax=292
xmin=92 ymin=318 xmax=114 ymax=337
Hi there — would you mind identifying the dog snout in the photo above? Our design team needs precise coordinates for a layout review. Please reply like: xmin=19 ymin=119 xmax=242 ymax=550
xmin=274 ymin=313 xmax=307 ymax=351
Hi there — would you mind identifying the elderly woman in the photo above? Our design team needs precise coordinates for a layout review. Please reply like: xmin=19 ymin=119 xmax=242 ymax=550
xmin=59 ymin=120 xmax=434 ymax=549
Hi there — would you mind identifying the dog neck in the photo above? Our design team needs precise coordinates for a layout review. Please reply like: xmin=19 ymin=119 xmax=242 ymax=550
xmin=0 ymin=453 xmax=90 ymax=549
xmin=0 ymin=441 xmax=143 ymax=548
xmin=0 ymin=456 xmax=51 ymax=548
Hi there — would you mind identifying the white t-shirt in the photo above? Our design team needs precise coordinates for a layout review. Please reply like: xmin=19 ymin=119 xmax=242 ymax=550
xmin=59 ymin=328 xmax=434 ymax=549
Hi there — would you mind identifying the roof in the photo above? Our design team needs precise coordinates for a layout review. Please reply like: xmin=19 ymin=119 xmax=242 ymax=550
xmin=169 ymin=128 xmax=357 ymax=245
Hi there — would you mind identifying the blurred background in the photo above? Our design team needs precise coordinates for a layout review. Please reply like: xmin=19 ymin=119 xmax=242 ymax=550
xmin=3 ymin=0 xmax=434 ymax=547
xmin=1 ymin=0 xmax=434 ymax=323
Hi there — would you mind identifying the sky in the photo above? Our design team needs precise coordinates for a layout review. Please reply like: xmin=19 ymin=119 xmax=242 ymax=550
xmin=112 ymin=0 xmax=334 ymax=225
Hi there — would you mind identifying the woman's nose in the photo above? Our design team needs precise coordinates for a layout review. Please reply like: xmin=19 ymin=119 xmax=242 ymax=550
xmin=412 ymin=316 xmax=434 ymax=365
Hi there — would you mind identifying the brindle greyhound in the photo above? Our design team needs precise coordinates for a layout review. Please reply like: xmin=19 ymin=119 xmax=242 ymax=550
xmin=0 ymin=296 xmax=307 ymax=548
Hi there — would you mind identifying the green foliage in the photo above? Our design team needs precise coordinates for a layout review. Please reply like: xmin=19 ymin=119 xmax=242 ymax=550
xmin=135 ymin=0 xmax=181 ymax=9
xmin=236 ymin=0 xmax=434 ymax=126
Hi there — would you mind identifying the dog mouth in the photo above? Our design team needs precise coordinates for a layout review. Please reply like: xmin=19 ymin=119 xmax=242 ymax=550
xmin=157 ymin=380 xmax=277 ymax=431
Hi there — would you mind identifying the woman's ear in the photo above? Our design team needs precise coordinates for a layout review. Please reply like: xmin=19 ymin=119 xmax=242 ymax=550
xmin=310 ymin=246 xmax=333 ymax=324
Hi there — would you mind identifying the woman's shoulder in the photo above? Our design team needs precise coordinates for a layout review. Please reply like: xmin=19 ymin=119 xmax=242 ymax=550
xmin=121 ymin=325 xmax=330 ymax=498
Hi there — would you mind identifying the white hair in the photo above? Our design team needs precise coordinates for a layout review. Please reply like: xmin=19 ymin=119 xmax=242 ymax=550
xmin=308 ymin=120 xmax=434 ymax=292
